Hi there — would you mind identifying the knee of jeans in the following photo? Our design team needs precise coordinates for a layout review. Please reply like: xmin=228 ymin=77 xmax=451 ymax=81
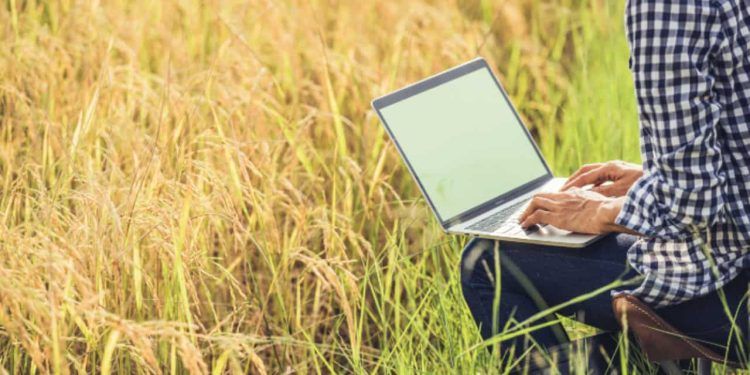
xmin=460 ymin=238 xmax=496 ymax=287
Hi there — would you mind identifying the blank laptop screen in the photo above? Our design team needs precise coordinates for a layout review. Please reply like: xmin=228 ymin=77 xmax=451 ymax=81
xmin=378 ymin=67 xmax=549 ymax=221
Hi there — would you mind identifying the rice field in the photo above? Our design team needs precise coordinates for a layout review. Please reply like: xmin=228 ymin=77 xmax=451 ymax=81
xmin=0 ymin=0 xmax=648 ymax=373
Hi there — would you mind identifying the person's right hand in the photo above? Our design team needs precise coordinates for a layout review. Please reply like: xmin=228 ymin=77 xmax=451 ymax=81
xmin=561 ymin=161 xmax=643 ymax=197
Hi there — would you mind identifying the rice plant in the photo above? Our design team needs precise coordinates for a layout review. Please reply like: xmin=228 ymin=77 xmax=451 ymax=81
xmin=0 ymin=0 xmax=659 ymax=373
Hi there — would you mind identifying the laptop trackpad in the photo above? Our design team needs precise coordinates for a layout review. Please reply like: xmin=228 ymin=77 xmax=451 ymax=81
xmin=522 ymin=224 xmax=600 ymax=246
xmin=534 ymin=224 xmax=571 ymax=236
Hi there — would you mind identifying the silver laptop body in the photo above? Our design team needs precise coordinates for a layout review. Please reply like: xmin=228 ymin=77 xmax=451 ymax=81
xmin=371 ymin=57 xmax=602 ymax=248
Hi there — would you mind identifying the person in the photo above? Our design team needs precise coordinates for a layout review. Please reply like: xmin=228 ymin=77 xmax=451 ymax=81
xmin=461 ymin=0 xmax=750 ymax=371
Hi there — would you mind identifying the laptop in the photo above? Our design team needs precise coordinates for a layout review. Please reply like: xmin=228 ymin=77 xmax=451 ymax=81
xmin=371 ymin=57 xmax=602 ymax=248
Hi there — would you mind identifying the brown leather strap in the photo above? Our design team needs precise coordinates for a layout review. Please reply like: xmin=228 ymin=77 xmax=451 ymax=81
xmin=612 ymin=294 xmax=738 ymax=367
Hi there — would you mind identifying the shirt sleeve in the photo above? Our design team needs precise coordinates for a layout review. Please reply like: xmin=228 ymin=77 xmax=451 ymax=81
xmin=615 ymin=0 xmax=729 ymax=239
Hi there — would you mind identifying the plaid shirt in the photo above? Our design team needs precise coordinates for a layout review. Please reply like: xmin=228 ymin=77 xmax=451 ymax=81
xmin=615 ymin=0 xmax=750 ymax=307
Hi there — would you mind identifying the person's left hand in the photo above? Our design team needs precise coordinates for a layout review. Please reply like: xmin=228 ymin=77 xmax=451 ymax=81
xmin=519 ymin=188 xmax=623 ymax=234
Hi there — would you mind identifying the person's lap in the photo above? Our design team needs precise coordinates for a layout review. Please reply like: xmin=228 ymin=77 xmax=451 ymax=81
xmin=460 ymin=233 xmax=749 ymax=362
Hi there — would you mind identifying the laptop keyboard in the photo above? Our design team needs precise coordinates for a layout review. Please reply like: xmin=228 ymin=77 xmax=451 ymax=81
xmin=466 ymin=199 xmax=528 ymax=233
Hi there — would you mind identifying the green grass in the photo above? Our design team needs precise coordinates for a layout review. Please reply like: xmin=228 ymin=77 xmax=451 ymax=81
xmin=0 ymin=0 xmax=733 ymax=374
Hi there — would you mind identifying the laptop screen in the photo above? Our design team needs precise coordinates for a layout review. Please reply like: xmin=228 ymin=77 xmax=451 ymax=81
xmin=376 ymin=64 xmax=549 ymax=222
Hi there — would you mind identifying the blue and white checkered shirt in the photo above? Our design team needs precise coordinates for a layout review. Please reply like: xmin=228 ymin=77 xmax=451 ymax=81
xmin=615 ymin=0 xmax=750 ymax=307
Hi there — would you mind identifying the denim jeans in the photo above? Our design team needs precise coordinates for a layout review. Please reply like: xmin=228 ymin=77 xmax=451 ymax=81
xmin=460 ymin=234 xmax=749 ymax=364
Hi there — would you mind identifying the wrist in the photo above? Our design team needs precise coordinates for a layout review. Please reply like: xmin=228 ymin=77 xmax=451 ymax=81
xmin=598 ymin=197 xmax=625 ymax=232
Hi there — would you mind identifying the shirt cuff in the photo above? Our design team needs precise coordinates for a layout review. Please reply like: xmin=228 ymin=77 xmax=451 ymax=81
xmin=614 ymin=174 xmax=684 ymax=239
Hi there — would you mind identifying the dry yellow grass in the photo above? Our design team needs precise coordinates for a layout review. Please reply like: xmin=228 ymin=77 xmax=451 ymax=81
xmin=0 ymin=0 xmax=639 ymax=373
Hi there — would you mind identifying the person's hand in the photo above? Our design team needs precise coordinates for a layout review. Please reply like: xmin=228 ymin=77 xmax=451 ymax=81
xmin=519 ymin=188 xmax=624 ymax=234
xmin=561 ymin=161 xmax=643 ymax=197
